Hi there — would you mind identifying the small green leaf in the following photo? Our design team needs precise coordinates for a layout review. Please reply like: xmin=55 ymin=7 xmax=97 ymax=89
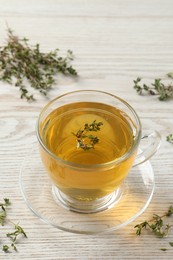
xmin=0 ymin=211 xmax=6 ymax=225
xmin=3 ymin=198 xmax=10 ymax=206
xmin=2 ymin=245 xmax=10 ymax=253
xmin=160 ymin=248 xmax=167 ymax=251
xmin=167 ymin=72 xmax=173 ymax=78
xmin=11 ymin=243 xmax=17 ymax=252
xmin=166 ymin=134 xmax=173 ymax=144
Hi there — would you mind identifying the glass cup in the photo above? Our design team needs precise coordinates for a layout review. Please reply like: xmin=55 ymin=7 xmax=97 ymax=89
xmin=36 ymin=90 xmax=161 ymax=213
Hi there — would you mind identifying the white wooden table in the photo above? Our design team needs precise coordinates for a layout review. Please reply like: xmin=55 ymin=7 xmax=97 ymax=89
xmin=0 ymin=1 xmax=173 ymax=259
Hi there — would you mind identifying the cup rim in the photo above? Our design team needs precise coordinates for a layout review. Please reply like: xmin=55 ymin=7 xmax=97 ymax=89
xmin=36 ymin=90 xmax=142 ymax=169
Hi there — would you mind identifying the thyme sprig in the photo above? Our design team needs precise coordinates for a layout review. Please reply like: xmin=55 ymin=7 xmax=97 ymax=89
xmin=133 ymin=74 xmax=173 ymax=101
xmin=73 ymin=120 xmax=103 ymax=150
xmin=0 ymin=28 xmax=77 ymax=100
xmin=0 ymin=198 xmax=27 ymax=253
xmin=134 ymin=206 xmax=173 ymax=237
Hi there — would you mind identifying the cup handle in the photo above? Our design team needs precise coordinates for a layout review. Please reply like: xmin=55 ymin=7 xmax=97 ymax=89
xmin=133 ymin=131 xmax=161 ymax=167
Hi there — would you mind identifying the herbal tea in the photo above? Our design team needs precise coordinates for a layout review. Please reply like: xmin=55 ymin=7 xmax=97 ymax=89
xmin=39 ymin=102 xmax=136 ymax=201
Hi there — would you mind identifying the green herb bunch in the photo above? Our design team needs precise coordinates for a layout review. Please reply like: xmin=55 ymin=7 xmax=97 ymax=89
xmin=0 ymin=28 xmax=77 ymax=100
xmin=0 ymin=198 xmax=27 ymax=253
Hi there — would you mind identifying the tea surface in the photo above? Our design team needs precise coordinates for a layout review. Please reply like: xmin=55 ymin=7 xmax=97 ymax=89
xmin=41 ymin=102 xmax=134 ymax=164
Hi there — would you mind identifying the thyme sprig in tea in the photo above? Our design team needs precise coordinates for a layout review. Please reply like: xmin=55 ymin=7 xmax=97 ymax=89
xmin=73 ymin=120 xmax=103 ymax=151
xmin=0 ymin=198 xmax=27 ymax=253
xmin=133 ymin=74 xmax=173 ymax=101
xmin=0 ymin=28 xmax=77 ymax=100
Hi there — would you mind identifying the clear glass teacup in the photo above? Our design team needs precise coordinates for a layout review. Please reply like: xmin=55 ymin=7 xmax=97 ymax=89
xmin=36 ymin=90 xmax=161 ymax=213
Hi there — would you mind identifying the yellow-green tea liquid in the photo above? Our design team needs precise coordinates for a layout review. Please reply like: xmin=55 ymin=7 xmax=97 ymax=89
xmin=40 ymin=102 xmax=135 ymax=201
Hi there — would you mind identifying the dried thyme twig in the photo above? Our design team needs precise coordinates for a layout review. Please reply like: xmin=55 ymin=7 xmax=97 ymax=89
xmin=134 ymin=206 xmax=173 ymax=251
xmin=0 ymin=198 xmax=27 ymax=253
xmin=133 ymin=73 xmax=173 ymax=101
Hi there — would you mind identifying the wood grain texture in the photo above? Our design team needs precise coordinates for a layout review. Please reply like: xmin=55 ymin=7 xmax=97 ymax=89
xmin=0 ymin=1 xmax=173 ymax=259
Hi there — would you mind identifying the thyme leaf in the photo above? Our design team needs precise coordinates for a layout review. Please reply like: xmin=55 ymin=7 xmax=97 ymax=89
xmin=2 ymin=245 xmax=10 ymax=253
xmin=166 ymin=134 xmax=173 ymax=144
xmin=160 ymin=248 xmax=167 ymax=251
xmin=0 ymin=198 xmax=10 ymax=225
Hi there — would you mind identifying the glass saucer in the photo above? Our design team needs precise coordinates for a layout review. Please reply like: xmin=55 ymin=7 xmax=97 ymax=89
xmin=19 ymin=143 xmax=155 ymax=235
